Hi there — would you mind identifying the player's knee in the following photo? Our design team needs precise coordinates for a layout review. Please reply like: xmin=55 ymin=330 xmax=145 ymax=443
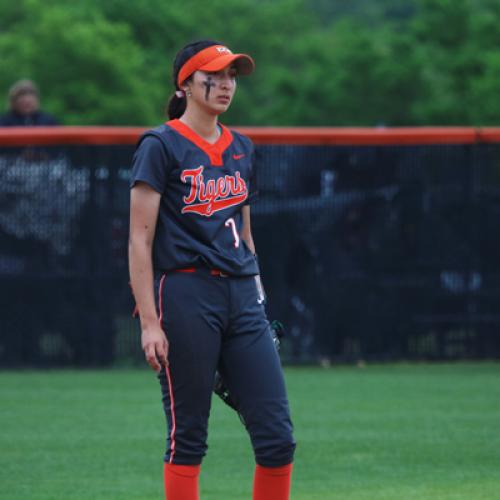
xmin=254 ymin=431 xmax=296 ymax=467
xmin=243 ymin=400 xmax=296 ymax=467
xmin=163 ymin=414 xmax=209 ymax=465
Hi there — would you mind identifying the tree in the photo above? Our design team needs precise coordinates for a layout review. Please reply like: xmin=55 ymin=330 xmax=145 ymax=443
xmin=0 ymin=0 xmax=157 ymax=124
xmin=1 ymin=0 xmax=500 ymax=125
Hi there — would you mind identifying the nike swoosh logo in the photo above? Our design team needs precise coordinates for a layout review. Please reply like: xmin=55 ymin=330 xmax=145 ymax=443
xmin=232 ymin=154 xmax=245 ymax=160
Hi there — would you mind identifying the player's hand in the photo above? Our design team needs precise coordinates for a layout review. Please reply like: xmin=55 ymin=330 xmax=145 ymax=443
xmin=141 ymin=323 xmax=169 ymax=373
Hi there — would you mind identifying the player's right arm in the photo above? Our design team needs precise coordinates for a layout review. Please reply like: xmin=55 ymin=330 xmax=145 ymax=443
xmin=129 ymin=181 xmax=168 ymax=372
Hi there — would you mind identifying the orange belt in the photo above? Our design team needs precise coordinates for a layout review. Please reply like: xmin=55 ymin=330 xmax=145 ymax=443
xmin=176 ymin=267 xmax=230 ymax=277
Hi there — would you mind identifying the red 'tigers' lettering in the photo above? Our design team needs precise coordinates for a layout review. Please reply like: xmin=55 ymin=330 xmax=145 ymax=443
xmin=181 ymin=166 xmax=248 ymax=216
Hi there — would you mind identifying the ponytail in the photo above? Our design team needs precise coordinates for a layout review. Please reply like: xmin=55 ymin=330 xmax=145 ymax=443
xmin=166 ymin=39 xmax=222 ymax=120
xmin=167 ymin=93 xmax=187 ymax=120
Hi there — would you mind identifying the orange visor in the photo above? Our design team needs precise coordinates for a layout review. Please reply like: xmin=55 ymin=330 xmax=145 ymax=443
xmin=177 ymin=45 xmax=255 ymax=87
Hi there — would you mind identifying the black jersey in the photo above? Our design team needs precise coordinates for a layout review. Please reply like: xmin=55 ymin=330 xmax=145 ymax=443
xmin=130 ymin=119 xmax=259 ymax=276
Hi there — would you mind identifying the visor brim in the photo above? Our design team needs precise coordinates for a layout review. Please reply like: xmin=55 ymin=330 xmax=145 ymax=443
xmin=198 ymin=54 xmax=255 ymax=76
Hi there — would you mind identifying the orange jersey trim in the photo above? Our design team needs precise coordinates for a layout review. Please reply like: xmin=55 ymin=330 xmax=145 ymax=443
xmin=166 ymin=119 xmax=233 ymax=166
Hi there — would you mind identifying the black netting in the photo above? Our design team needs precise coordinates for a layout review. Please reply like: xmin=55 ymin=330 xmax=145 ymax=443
xmin=1 ymin=141 xmax=499 ymax=366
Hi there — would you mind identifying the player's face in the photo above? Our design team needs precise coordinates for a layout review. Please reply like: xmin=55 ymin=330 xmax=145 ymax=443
xmin=185 ymin=65 xmax=237 ymax=116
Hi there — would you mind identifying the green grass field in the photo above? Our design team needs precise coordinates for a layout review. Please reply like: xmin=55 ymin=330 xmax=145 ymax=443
xmin=1 ymin=364 xmax=500 ymax=499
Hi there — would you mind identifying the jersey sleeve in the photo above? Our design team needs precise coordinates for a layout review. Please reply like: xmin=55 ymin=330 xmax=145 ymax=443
xmin=245 ymin=144 xmax=259 ymax=205
xmin=130 ymin=135 xmax=171 ymax=193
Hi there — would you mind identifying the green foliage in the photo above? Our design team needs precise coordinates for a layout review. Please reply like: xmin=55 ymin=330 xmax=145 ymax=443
xmin=1 ymin=0 xmax=500 ymax=125
xmin=0 ymin=0 xmax=157 ymax=124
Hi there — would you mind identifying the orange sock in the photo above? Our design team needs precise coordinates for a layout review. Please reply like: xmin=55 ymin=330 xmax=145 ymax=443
xmin=253 ymin=463 xmax=293 ymax=500
xmin=163 ymin=463 xmax=200 ymax=500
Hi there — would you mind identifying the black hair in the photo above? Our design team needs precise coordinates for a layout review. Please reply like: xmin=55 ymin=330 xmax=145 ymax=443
xmin=166 ymin=39 xmax=222 ymax=120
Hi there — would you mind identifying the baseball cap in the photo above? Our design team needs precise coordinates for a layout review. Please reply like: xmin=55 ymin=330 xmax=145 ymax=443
xmin=177 ymin=45 xmax=255 ymax=87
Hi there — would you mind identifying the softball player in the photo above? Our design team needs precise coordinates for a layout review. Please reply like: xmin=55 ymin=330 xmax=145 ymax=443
xmin=129 ymin=40 xmax=295 ymax=500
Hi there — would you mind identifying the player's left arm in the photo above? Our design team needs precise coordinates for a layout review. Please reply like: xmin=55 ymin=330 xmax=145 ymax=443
xmin=241 ymin=205 xmax=256 ymax=254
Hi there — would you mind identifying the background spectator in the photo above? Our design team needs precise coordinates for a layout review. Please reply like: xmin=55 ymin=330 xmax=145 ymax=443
xmin=0 ymin=79 xmax=58 ymax=126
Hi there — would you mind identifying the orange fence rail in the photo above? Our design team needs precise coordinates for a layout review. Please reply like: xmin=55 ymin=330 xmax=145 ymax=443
xmin=2 ymin=126 xmax=500 ymax=146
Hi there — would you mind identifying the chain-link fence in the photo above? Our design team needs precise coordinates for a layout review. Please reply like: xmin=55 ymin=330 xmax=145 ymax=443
xmin=1 ymin=129 xmax=499 ymax=366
